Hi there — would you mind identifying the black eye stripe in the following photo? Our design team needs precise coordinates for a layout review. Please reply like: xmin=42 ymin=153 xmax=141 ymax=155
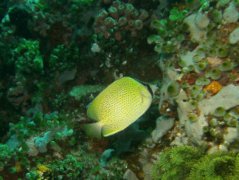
xmin=139 ymin=81 xmax=153 ymax=98
xmin=130 ymin=77 xmax=154 ymax=98
xmin=145 ymin=84 xmax=153 ymax=98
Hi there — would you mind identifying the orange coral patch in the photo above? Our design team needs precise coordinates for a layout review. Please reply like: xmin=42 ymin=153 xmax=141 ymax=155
xmin=204 ymin=81 xmax=222 ymax=95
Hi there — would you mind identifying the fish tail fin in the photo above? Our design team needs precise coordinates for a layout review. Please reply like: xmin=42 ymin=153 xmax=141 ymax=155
xmin=82 ymin=122 xmax=102 ymax=139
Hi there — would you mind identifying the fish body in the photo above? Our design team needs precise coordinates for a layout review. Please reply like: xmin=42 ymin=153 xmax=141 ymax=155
xmin=84 ymin=77 xmax=153 ymax=138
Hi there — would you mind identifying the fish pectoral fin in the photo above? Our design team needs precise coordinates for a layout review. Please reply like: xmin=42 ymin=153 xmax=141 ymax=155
xmin=82 ymin=122 xmax=102 ymax=139
xmin=102 ymin=124 xmax=123 ymax=137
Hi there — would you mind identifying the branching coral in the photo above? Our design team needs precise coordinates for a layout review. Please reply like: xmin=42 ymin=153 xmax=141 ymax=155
xmin=25 ymin=146 xmax=127 ymax=179
xmin=8 ymin=111 xmax=74 ymax=156
xmin=12 ymin=39 xmax=43 ymax=75
xmin=46 ymin=154 xmax=84 ymax=178
xmin=48 ymin=44 xmax=80 ymax=72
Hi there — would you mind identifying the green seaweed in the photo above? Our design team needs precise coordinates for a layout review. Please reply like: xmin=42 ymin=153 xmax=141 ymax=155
xmin=189 ymin=152 xmax=239 ymax=179
xmin=152 ymin=146 xmax=239 ymax=180
xmin=152 ymin=146 xmax=203 ymax=180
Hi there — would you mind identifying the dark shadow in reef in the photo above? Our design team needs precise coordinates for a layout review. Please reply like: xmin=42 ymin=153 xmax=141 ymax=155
xmin=0 ymin=0 xmax=7 ymax=21
xmin=106 ymin=105 xmax=159 ymax=156
xmin=8 ymin=5 xmax=33 ymax=39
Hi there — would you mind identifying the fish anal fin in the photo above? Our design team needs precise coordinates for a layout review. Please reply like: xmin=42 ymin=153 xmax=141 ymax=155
xmin=102 ymin=124 xmax=123 ymax=137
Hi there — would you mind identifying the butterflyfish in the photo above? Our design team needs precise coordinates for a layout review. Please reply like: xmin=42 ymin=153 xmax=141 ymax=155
xmin=83 ymin=76 xmax=154 ymax=138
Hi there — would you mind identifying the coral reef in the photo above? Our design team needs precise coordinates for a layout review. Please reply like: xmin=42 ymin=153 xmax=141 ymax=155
xmin=148 ymin=0 xmax=239 ymax=152
xmin=1 ymin=0 xmax=239 ymax=179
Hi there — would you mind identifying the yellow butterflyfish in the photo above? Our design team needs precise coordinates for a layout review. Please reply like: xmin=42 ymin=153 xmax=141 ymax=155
xmin=83 ymin=76 xmax=154 ymax=138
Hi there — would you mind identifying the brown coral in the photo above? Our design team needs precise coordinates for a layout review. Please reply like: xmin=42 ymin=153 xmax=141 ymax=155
xmin=94 ymin=1 xmax=149 ymax=41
